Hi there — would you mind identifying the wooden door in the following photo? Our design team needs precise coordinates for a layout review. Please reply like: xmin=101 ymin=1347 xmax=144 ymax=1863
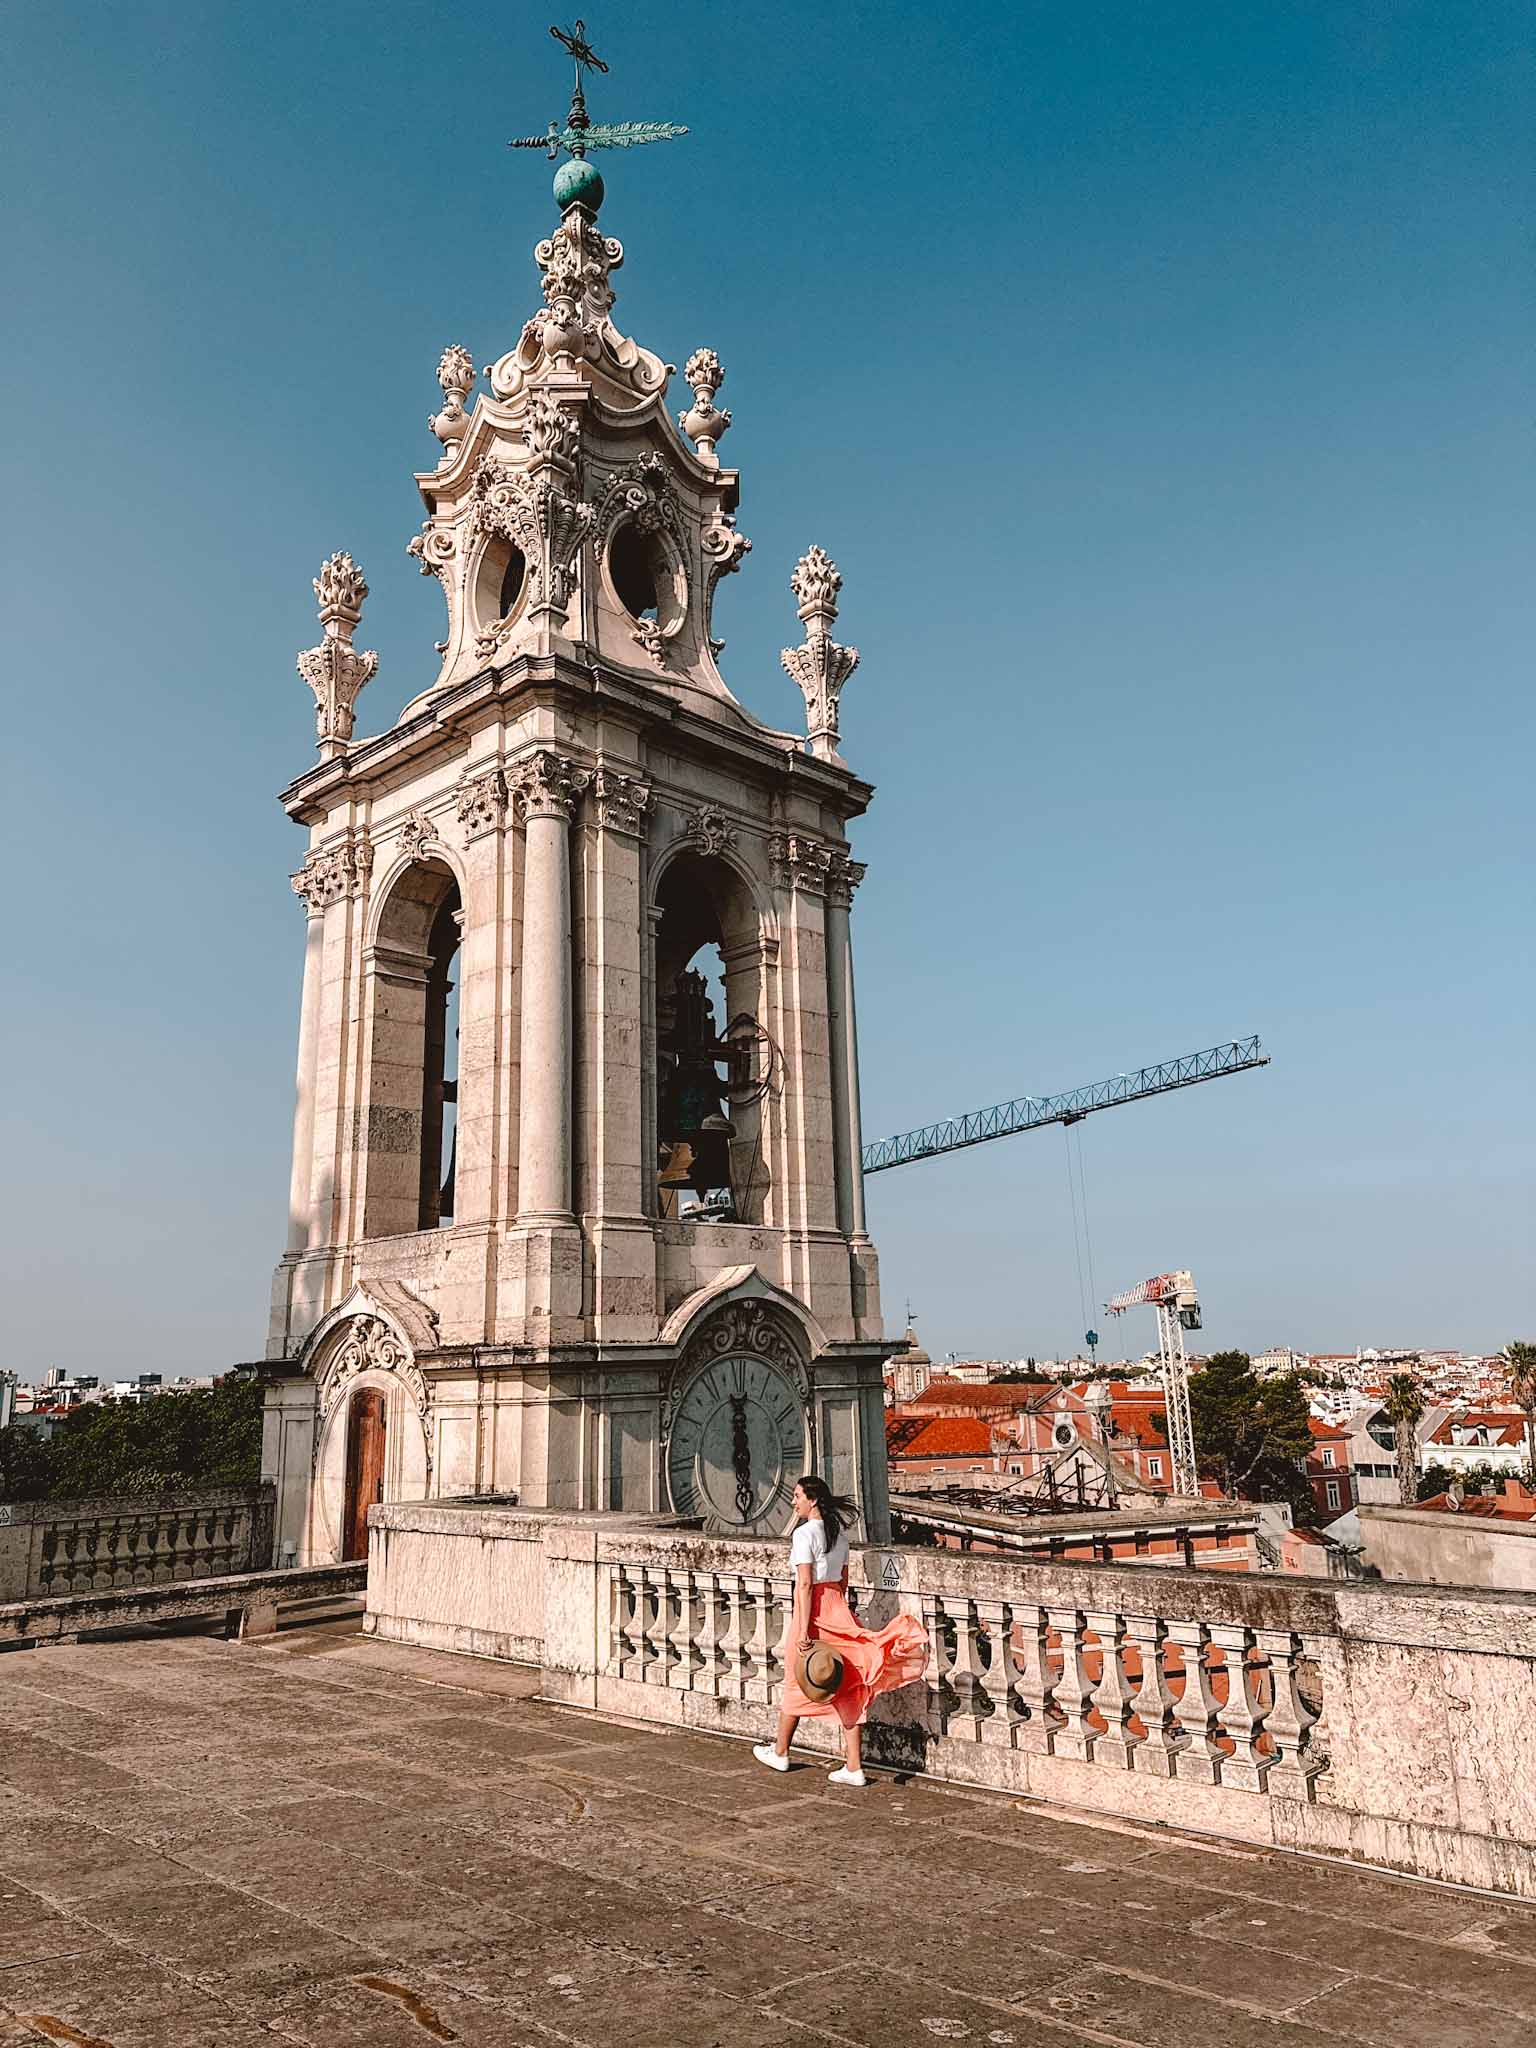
xmin=343 ymin=1388 xmax=387 ymax=1562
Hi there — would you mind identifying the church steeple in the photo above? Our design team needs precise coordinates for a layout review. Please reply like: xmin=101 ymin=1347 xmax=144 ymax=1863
xmin=266 ymin=24 xmax=890 ymax=1562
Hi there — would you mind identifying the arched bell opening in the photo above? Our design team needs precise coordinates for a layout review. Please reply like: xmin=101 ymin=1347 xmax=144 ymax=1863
xmin=471 ymin=533 xmax=529 ymax=646
xmin=607 ymin=519 xmax=685 ymax=650
xmin=651 ymin=852 xmax=772 ymax=1225
xmin=361 ymin=859 xmax=462 ymax=1240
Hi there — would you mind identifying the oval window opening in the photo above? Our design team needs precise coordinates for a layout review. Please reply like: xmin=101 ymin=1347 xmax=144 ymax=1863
xmin=609 ymin=523 xmax=659 ymax=621
xmin=498 ymin=547 xmax=527 ymax=619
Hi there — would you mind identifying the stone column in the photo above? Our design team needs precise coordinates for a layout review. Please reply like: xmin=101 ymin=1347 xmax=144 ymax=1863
xmin=513 ymin=750 xmax=589 ymax=1222
xmin=824 ymin=853 xmax=869 ymax=1241
xmin=286 ymin=899 xmax=327 ymax=1251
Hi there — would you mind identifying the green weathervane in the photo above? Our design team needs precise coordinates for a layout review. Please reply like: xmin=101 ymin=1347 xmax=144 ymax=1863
xmin=510 ymin=20 xmax=687 ymax=212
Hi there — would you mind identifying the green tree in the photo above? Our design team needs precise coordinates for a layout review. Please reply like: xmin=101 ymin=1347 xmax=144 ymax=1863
xmin=1503 ymin=1340 xmax=1536 ymax=1476
xmin=0 ymin=1378 xmax=262 ymax=1503
xmin=1383 ymin=1371 xmax=1425 ymax=1507
xmin=1186 ymin=1351 xmax=1316 ymax=1523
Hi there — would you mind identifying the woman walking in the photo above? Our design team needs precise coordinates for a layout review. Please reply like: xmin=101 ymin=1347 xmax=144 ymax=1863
xmin=752 ymin=1474 xmax=927 ymax=1788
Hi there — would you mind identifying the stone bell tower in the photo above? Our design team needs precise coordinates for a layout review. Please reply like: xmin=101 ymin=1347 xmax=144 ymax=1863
xmin=260 ymin=95 xmax=889 ymax=1564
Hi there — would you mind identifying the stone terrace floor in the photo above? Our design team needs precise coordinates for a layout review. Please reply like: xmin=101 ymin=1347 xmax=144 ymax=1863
xmin=2 ymin=1624 xmax=1535 ymax=2048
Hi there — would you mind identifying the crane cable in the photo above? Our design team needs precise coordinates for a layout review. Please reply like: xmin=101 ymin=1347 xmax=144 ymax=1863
xmin=1062 ymin=1123 xmax=1100 ymax=1357
xmin=1063 ymin=1125 xmax=1090 ymax=1345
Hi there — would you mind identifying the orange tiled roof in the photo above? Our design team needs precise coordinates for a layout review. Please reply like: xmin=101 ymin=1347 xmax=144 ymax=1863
xmin=886 ymin=1415 xmax=995 ymax=1460
xmin=907 ymin=1382 xmax=1045 ymax=1412
xmin=1417 ymin=1490 xmax=1536 ymax=1522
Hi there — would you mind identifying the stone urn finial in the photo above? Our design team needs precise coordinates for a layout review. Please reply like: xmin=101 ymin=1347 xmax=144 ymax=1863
xmin=781 ymin=545 xmax=859 ymax=763
xmin=429 ymin=344 xmax=477 ymax=457
xmin=679 ymin=347 xmax=732 ymax=463
xmin=297 ymin=552 xmax=378 ymax=756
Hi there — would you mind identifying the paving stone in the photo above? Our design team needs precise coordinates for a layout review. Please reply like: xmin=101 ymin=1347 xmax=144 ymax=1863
xmin=1197 ymin=1903 xmax=1536 ymax=2015
xmin=259 ymin=1968 xmax=546 ymax=2046
xmin=1132 ymin=1843 xmax=1512 ymax=1939
xmin=761 ymin=1961 xmax=1082 ymax=2047
xmin=0 ymin=1883 xmax=92 ymax=1970
xmin=0 ymin=1949 xmax=280 ymax=2048
xmin=1294 ymin=1976 xmax=1536 ymax=2046
xmin=1017 ymin=1964 xmax=1348 ymax=2046
xmin=63 ymin=1874 xmax=371 ymax=1998
xmin=0 ymin=1812 xmax=188 ymax=1902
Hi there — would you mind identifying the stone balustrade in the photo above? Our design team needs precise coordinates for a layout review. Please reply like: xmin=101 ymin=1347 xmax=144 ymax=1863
xmin=0 ymin=1484 xmax=275 ymax=1603
xmin=369 ymin=1503 xmax=1536 ymax=1900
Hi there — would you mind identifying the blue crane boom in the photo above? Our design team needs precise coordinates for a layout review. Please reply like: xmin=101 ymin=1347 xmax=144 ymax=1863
xmin=861 ymin=1036 xmax=1269 ymax=1176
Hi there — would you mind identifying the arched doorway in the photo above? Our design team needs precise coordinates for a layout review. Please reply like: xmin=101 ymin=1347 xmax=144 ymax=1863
xmin=342 ymin=1386 xmax=387 ymax=1561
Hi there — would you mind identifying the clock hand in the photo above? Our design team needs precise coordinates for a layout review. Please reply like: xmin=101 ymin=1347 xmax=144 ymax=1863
xmin=729 ymin=1392 xmax=754 ymax=1522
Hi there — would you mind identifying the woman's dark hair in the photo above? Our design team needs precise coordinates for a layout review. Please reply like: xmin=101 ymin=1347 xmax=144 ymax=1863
xmin=798 ymin=1473 xmax=858 ymax=1549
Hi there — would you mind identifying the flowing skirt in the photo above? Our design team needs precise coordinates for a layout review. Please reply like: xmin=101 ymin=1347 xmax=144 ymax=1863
xmin=780 ymin=1581 xmax=929 ymax=1729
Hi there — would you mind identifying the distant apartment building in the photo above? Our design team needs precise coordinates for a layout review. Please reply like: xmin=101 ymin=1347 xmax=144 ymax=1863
xmin=1304 ymin=1417 xmax=1356 ymax=1520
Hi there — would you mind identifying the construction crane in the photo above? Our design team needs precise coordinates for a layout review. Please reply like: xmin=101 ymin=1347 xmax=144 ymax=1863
xmin=1104 ymin=1271 xmax=1202 ymax=1497
xmin=861 ymin=1037 xmax=1267 ymax=1174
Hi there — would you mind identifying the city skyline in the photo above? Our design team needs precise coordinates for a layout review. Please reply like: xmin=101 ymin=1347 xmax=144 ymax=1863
xmin=5 ymin=1 xmax=1530 ymax=1375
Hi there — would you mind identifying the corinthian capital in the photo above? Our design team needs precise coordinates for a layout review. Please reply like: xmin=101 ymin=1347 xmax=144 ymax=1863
xmin=511 ymin=748 xmax=590 ymax=822
xmin=825 ymin=852 xmax=867 ymax=908
xmin=297 ymin=552 xmax=377 ymax=750
xmin=593 ymin=765 xmax=652 ymax=837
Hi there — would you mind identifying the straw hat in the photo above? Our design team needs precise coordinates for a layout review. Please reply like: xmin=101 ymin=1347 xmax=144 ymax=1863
xmin=795 ymin=1640 xmax=844 ymax=1703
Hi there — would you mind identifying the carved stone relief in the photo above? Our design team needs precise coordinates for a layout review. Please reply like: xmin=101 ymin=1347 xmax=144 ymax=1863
xmin=296 ymin=553 xmax=378 ymax=748
xmin=292 ymin=828 xmax=374 ymax=913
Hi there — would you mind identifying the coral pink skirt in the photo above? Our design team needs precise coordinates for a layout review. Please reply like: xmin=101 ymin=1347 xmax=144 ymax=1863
xmin=781 ymin=1581 xmax=929 ymax=1729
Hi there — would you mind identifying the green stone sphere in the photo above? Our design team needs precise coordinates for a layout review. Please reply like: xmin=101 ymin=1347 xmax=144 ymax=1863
xmin=554 ymin=157 xmax=604 ymax=213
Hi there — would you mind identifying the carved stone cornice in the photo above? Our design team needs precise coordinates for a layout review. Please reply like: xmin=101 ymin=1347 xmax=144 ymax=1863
xmin=511 ymin=748 xmax=591 ymax=823
xmin=825 ymin=851 xmax=867 ymax=908
xmin=680 ymin=803 xmax=739 ymax=858
xmin=593 ymin=765 xmax=652 ymax=837
xmin=291 ymin=828 xmax=373 ymax=913
xmin=455 ymin=767 xmax=510 ymax=837
xmin=296 ymin=553 xmax=377 ymax=749
xmin=781 ymin=545 xmax=859 ymax=760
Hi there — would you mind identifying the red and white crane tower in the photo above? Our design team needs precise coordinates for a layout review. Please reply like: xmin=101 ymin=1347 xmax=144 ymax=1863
xmin=1104 ymin=1270 xmax=1202 ymax=1497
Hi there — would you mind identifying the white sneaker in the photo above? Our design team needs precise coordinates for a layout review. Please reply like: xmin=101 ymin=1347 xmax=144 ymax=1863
xmin=752 ymin=1743 xmax=790 ymax=1773
xmin=827 ymin=1766 xmax=868 ymax=1788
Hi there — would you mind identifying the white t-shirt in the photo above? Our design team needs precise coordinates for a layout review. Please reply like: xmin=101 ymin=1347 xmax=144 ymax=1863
xmin=789 ymin=1515 xmax=849 ymax=1584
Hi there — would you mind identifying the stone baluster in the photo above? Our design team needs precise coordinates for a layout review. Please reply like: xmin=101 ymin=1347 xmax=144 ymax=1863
xmin=641 ymin=1566 xmax=670 ymax=1683
xmin=975 ymin=1597 xmax=1020 ymax=1749
xmin=1126 ymin=1613 xmax=1186 ymax=1777
xmin=695 ymin=1574 xmax=725 ymax=1697
xmin=1086 ymin=1608 xmax=1138 ymax=1769
xmin=610 ymin=1566 xmax=635 ymax=1677
xmin=1255 ymin=1628 xmax=1324 ymax=1798
xmin=1047 ymin=1607 xmax=1097 ymax=1760
xmin=1168 ymin=1620 xmax=1224 ymax=1784
xmin=923 ymin=1594 xmax=956 ymax=1735
xmin=1210 ymin=1623 xmax=1269 ymax=1791
xmin=942 ymin=1598 xmax=990 ymax=1742
xmin=716 ymin=1575 xmax=746 ymax=1699
xmin=668 ymin=1570 xmax=697 ymax=1689
xmin=742 ymin=1575 xmax=774 ymax=1704
xmin=766 ymin=1578 xmax=794 ymax=1694
xmin=1013 ymin=1602 xmax=1059 ymax=1754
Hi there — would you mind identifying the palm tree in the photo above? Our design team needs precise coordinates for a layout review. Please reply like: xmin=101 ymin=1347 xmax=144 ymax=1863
xmin=1384 ymin=1371 xmax=1425 ymax=1506
xmin=1503 ymin=1341 xmax=1536 ymax=1480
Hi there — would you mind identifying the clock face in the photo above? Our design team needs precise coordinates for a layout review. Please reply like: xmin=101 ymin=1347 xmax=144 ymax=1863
xmin=666 ymin=1354 xmax=807 ymax=1532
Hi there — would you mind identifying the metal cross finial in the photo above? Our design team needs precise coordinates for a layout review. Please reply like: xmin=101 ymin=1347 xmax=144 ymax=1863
xmin=510 ymin=16 xmax=687 ymax=163
xmin=551 ymin=20 xmax=608 ymax=77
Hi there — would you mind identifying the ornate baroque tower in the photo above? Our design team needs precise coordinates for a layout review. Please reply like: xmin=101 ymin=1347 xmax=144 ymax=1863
xmin=262 ymin=103 xmax=888 ymax=1563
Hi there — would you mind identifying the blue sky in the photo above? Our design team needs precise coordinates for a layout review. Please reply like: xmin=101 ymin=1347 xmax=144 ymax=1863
xmin=4 ymin=2 xmax=1530 ymax=1377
